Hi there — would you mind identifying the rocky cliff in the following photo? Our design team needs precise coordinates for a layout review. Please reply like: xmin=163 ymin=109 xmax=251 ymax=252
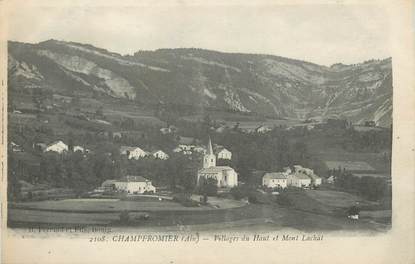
xmin=8 ymin=40 xmax=392 ymax=126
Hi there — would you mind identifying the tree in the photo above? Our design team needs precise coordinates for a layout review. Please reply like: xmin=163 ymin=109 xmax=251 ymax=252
xmin=230 ymin=185 xmax=249 ymax=200
xmin=199 ymin=177 xmax=218 ymax=196
xmin=7 ymin=152 xmax=21 ymax=201
xmin=68 ymin=135 xmax=74 ymax=152
xmin=180 ymin=167 xmax=197 ymax=193
xmin=347 ymin=205 xmax=360 ymax=216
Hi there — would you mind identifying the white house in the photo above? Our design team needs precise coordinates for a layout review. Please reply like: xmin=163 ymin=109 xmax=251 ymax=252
xmin=263 ymin=173 xmax=288 ymax=189
xmin=160 ymin=128 xmax=170 ymax=134
xmin=112 ymin=132 xmax=122 ymax=139
xmin=287 ymin=173 xmax=312 ymax=188
xmin=193 ymin=146 xmax=206 ymax=154
xmin=174 ymin=144 xmax=194 ymax=152
xmin=326 ymin=176 xmax=335 ymax=184
xmin=160 ymin=125 xmax=177 ymax=135
xmin=293 ymin=165 xmax=322 ymax=187
xmin=152 ymin=150 xmax=169 ymax=160
xmin=308 ymin=173 xmax=322 ymax=187
xmin=197 ymin=138 xmax=238 ymax=188
xmin=173 ymin=146 xmax=182 ymax=153
xmin=215 ymin=126 xmax=227 ymax=133
xmin=73 ymin=146 xmax=85 ymax=153
xmin=215 ymin=147 xmax=232 ymax=160
xmin=255 ymin=125 xmax=272 ymax=134
xmin=44 ymin=141 xmax=68 ymax=153
xmin=173 ymin=145 xmax=205 ymax=155
xmin=34 ymin=142 xmax=47 ymax=152
xmin=11 ymin=142 xmax=23 ymax=152
xmin=103 ymin=176 xmax=156 ymax=194
xmin=293 ymin=165 xmax=304 ymax=173
xmin=282 ymin=167 xmax=292 ymax=175
xmin=173 ymin=145 xmax=193 ymax=155
xmin=120 ymin=146 xmax=148 ymax=160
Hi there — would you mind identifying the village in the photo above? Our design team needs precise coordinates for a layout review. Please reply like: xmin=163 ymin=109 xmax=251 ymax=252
xmin=7 ymin=89 xmax=392 ymax=230
xmin=11 ymin=136 xmax=324 ymax=197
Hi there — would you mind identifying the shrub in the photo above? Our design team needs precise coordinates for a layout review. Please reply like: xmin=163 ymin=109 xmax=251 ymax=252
xmin=119 ymin=210 xmax=130 ymax=223
xmin=248 ymin=194 xmax=259 ymax=204
xmin=172 ymin=192 xmax=199 ymax=207
xmin=230 ymin=185 xmax=252 ymax=200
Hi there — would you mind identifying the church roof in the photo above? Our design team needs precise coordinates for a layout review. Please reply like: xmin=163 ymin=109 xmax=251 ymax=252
xmin=215 ymin=166 xmax=235 ymax=170
xmin=199 ymin=166 xmax=235 ymax=173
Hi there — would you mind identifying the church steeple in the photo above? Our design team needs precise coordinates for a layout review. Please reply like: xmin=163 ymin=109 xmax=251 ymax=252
xmin=203 ymin=136 xmax=216 ymax=168
xmin=207 ymin=136 xmax=213 ymax=155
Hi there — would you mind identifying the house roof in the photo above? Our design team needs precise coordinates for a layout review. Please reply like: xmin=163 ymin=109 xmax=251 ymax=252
xmin=120 ymin=146 xmax=135 ymax=152
xmin=291 ymin=172 xmax=311 ymax=180
xmin=256 ymin=125 xmax=270 ymax=130
xmin=263 ymin=172 xmax=287 ymax=180
xmin=152 ymin=150 xmax=167 ymax=154
xmin=214 ymin=145 xmax=231 ymax=154
xmin=193 ymin=146 xmax=206 ymax=150
xmin=307 ymin=173 xmax=321 ymax=180
xmin=120 ymin=146 xmax=145 ymax=153
xmin=19 ymin=180 xmax=34 ymax=189
xmin=48 ymin=140 xmax=67 ymax=147
xmin=119 ymin=175 xmax=150 ymax=182
xmin=102 ymin=180 xmax=117 ymax=186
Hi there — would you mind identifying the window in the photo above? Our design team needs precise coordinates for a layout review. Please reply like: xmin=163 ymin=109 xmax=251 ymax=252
xmin=211 ymin=159 xmax=214 ymax=162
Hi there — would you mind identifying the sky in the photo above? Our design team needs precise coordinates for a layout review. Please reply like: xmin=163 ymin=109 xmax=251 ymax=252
xmin=6 ymin=1 xmax=391 ymax=66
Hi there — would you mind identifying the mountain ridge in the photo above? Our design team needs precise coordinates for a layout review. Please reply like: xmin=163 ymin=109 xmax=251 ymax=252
xmin=8 ymin=39 xmax=393 ymax=126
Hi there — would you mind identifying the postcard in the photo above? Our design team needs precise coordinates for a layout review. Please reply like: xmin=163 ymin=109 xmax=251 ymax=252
xmin=1 ymin=0 xmax=414 ymax=263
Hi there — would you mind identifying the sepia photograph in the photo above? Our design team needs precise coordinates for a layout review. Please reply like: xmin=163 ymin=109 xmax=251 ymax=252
xmin=5 ymin=1 xmax=394 ymax=234
xmin=2 ymin=0 xmax=414 ymax=263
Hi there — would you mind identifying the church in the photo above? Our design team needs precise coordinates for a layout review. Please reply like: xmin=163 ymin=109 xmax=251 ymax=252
xmin=197 ymin=138 xmax=238 ymax=188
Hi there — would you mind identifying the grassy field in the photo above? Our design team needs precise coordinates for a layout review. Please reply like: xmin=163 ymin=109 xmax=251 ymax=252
xmin=284 ymin=190 xmax=391 ymax=226
xmin=8 ymin=209 xmax=119 ymax=225
xmin=8 ymin=190 xmax=391 ymax=232
xmin=305 ymin=190 xmax=377 ymax=209
xmin=9 ymin=202 xmax=390 ymax=232
xmin=13 ymin=199 xmax=200 ymax=212
xmin=11 ymin=196 xmax=246 ymax=213
xmin=183 ymin=110 xmax=303 ymax=128
xmin=104 ymin=108 xmax=165 ymax=126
